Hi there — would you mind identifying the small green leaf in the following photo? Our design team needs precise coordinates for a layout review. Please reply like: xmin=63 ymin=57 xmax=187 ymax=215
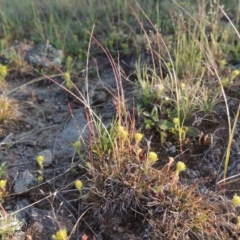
xmin=143 ymin=111 xmax=151 ymax=117
xmin=158 ymin=120 xmax=175 ymax=130
xmin=186 ymin=126 xmax=200 ymax=137
xmin=144 ymin=119 xmax=154 ymax=129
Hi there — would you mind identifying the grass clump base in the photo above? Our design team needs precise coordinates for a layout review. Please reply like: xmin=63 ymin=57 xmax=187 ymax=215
xmin=74 ymin=122 xmax=240 ymax=239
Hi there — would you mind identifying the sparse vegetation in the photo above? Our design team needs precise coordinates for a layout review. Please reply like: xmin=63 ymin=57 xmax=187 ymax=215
xmin=0 ymin=0 xmax=240 ymax=239
xmin=0 ymin=97 xmax=17 ymax=126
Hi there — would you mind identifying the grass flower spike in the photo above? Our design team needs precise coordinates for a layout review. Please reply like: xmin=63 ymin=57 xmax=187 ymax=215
xmin=232 ymin=194 xmax=240 ymax=207
xmin=175 ymin=161 xmax=187 ymax=175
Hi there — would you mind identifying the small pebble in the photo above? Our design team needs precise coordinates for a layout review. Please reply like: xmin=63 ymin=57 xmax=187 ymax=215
xmin=117 ymin=227 xmax=124 ymax=233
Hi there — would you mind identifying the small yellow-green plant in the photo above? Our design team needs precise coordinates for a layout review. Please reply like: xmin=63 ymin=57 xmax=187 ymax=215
xmin=147 ymin=151 xmax=158 ymax=165
xmin=63 ymin=71 xmax=72 ymax=89
xmin=232 ymin=194 xmax=240 ymax=207
xmin=0 ymin=162 xmax=8 ymax=201
xmin=0 ymin=64 xmax=7 ymax=82
xmin=92 ymin=122 xmax=115 ymax=160
xmin=0 ymin=179 xmax=7 ymax=201
xmin=36 ymin=155 xmax=44 ymax=170
xmin=221 ymin=69 xmax=240 ymax=87
xmin=142 ymin=107 xmax=199 ymax=144
xmin=138 ymin=78 xmax=200 ymax=144
xmin=0 ymin=162 xmax=7 ymax=179
xmin=144 ymin=151 xmax=158 ymax=171
xmin=0 ymin=210 xmax=24 ymax=238
xmin=169 ymin=117 xmax=199 ymax=143
xmin=36 ymin=155 xmax=44 ymax=183
xmin=63 ymin=56 xmax=74 ymax=89
xmin=135 ymin=132 xmax=144 ymax=144
xmin=0 ymin=180 xmax=7 ymax=190
xmin=52 ymin=228 xmax=68 ymax=240
xmin=75 ymin=180 xmax=83 ymax=194
xmin=72 ymin=140 xmax=82 ymax=158
xmin=116 ymin=125 xmax=128 ymax=142
xmin=196 ymin=87 xmax=222 ymax=114
xmin=175 ymin=161 xmax=187 ymax=176
xmin=37 ymin=175 xmax=44 ymax=184
xmin=171 ymin=161 xmax=187 ymax=184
